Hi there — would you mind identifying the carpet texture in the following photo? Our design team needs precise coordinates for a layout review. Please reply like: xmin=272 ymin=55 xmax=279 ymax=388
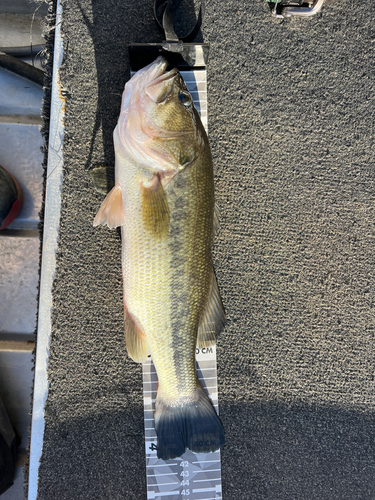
xmin=35 ymin=0 xmax=375 ymax=498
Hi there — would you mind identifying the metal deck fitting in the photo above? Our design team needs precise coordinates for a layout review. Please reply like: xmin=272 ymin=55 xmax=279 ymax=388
xmin=268 ymin=0 xmax=326 ymax=18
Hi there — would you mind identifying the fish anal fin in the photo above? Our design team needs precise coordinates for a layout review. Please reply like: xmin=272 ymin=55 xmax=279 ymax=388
xmin=124 ymin=308 xmax=148 ymax=363
xmin=197 ymin=272 xmax=225 ymax=348
xmin=93 ymin=184 xmax=125 ymax=229
xmin=141 ymin=174 xmax=170 ymax=236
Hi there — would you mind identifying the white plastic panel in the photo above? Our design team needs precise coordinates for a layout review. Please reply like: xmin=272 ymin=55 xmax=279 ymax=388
xmin=0 ymin=67 xmax=43 ymax=125
xmin=0 ymin=347 xmax=34 ymax=499
xmin=0 ymin=465 xmax=25 ymax=500
xmin=0 ymin=3 xmax=45 ymax=500
xmin=0 ymin=124 xmax=44 ymax=230
xmin=0 ymin=349 xmax=34 ymax=452
xmin=0 ymin=237 xmax=39 ymax=335
xmin=0 ymin=9 xmax=46 ymax=47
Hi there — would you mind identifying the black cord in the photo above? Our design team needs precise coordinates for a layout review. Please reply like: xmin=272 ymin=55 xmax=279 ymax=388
xmin=0 ymin=51 xmax=44 ymax=86
xmin=0 ymin=44 xmax=45 ymax=58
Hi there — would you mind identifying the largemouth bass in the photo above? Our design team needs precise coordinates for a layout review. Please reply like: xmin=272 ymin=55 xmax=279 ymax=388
xmin=93 ymin=56 xmax=225 ymax=460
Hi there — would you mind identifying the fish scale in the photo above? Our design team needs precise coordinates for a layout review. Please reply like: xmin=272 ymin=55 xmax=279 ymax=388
xmin=123 ymin=157 xmax=213 ymax=399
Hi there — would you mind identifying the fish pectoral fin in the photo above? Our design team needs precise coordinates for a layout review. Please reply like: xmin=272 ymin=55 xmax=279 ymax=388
xmin=197 ymin=271 xmax=226 ymax=348
xmin=93 ymin=184 xmax=125 ymax=229
xmin=124 ymin=309 xmax=149 ymax=363
xmin=141 ymin=174 xmax=170 ymax=235
xmin=90 ymin=166 xmax=115 ymax=195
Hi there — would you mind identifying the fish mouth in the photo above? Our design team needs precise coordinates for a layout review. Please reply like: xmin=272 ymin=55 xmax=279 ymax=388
xmin=142 ymin=56 xmax=171 ymax=87
xmin=148 ymin=66 xmax=178 ymax=88
xmin=121 ymin=56 xmax=169 ymax=111
xmin=145 ymin=59 xmax=179 ymax=103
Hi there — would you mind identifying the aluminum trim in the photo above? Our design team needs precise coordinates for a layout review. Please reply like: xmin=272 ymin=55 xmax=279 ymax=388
xmin=27 ymin=1 xmax=64 ymax=498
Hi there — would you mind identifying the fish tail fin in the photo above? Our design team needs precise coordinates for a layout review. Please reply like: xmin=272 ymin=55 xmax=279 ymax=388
xmin=154 ymin=382 xmax=225 ymax=460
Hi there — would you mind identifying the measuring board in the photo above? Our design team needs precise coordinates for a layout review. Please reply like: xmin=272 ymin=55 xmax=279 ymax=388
xmin=141 ymin=69 xmax=223 ymax=500
xmin=143 ymin=347 xmax=222 ymax=500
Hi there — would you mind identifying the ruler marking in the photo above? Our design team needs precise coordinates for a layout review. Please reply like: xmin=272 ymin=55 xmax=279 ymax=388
xmin=146 ymin=367 xmax=215 ymax=374
xmin=146 ymin=464 xmax=178 ymax=467
xmin=193 ymin=478 xmax=221 ymax=484
xmin=192 ymin=487 xmax=216 ymax=493
xmin=197 ymin=498 xmax=222 ymax=500
xmin=147 ymin=473 xmax=179 ymax=477
xmin=148 ymin=491 xmax=181 ymax=498
xmin=192 ymin=460 xmax=220 ymax=464
xmin=148 ymin=483 xmax=180 ymax=487
xmin=193 ymin=469 xmax=222 ymax=474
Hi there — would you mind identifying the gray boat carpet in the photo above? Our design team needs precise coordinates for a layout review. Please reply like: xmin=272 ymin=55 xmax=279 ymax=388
xmin=35 ymin=0 xmax=375 ymax=498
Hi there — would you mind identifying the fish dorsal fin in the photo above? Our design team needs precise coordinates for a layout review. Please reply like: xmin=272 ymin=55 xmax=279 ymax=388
xmin=141 ymin=174 xmax=170 ymax=236
xmin=93 ymin=184 xmax=125 ymax=229
xmin=197 ymin=272 xmax=225 ymax=348
xmin=213 ymin=202 xmax=220 ymax=236
xmin=124 ymin=307 xmax=149 ymax=363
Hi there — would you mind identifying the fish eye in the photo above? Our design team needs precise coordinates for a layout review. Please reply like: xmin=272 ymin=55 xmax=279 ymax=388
xmin=179 ymin=91 xmax=192 ymax=106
